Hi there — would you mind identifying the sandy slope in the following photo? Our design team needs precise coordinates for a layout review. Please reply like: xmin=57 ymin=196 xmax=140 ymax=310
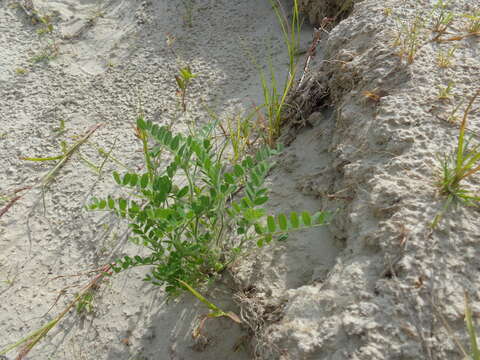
xmin=0 ymin=0 xmax=315 ymax=359
xmin=250 ymin=0 xmax=480 ymax=359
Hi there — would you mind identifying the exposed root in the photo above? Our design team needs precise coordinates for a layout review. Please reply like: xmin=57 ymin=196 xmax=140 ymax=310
xmin=233 ymin=287 xmax=286 ymax=359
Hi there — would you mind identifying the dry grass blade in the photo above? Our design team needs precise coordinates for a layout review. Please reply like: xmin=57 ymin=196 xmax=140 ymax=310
xmin=0 ymin=124 xmax=104 ymax=219
xmin=0 ymin=265 xmax=111 ymax=359
xmin=432 ymin=301 xmax=469 ymax=358
xmin=0 ymin=195 xmax=22 ymax=218
xmin=38 ymin=123 xmax=104 ymax=188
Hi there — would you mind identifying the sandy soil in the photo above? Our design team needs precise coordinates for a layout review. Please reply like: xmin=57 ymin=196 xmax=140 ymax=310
xmin=2 ymin=0 xmax=480 ymax=359
xmin=0 ymin=0 xmax=316 ymax=359
xmin=253 ymin=0 xmax=480 ymax=359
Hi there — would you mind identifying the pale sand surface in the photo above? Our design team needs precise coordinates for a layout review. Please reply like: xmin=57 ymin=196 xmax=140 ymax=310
xmin=2 ymin=0 xmax=480 ymax=359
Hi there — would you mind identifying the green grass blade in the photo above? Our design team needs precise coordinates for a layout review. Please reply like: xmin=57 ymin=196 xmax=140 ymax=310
xmin=465 ymin=292 xmax=480 ymax=360
xmin=456 ymin=91 xmax=480 ymax=175
xmin=20 ymin=155 xmax=64 ymax=162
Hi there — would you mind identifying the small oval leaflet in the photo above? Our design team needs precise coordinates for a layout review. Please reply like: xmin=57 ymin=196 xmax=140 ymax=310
xmin=140 ymin=173 xmax=149 ymax=188
xmin=267 ymin=216 xmax=276 ymax=233
xmin=301 ymin=211 xmax=311 ymax=226
xmin=290 ymin=212 xmax=299 ymax=228
xmin=278 ymin=213 xmax=288 ymax=231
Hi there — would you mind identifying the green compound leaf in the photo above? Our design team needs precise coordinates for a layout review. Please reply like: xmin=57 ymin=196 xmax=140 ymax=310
xmin=88 ymin=117 xmax=327 ymax=297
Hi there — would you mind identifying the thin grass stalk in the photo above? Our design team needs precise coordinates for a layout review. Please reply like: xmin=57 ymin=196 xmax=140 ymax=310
xmin=465 ymin=292 xmax=480 ymax=360
xmin=0 ymin=265 xmax=111 ymax=359
xmin=461 ymin=163 xmax=480 ymax=181
xmin=39 ymin=123 xmax=104 ymax=188
xmin=432 ymin=301 xmax=469 ymax=358
xmin=455 ymin=90 xmax=480 ymax=183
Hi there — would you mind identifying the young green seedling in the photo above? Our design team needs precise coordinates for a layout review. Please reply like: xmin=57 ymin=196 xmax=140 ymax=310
xmin=175 ymin=66 xmax=197 ymax=112
xmin=394 ymin=13 xmax=426 ymax=64
xmin=431 ymin=0 xmax=455 ymax=36
xmin=464 ymin=10 xmax=480 ymax=34
xmin=437 ymin=81 xmax=455 ymax=101
xmin=437 ymin=46 xmax=457 ymax=68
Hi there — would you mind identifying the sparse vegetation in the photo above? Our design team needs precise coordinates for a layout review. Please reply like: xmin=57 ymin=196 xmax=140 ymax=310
xmin=175 ymin=66 xmax=197 ymax=112
xmin=447 ymin=101 xmax=464 ymax=124
xmin=394 ymin=12 xmax=426 ymax=64
xmin=383 ymin=7 xmax=393 ymax=17
xmin=465 ymin=292 xmax=480 ymax=360
xmin=15 ymin=67 xmax=28 ymax=75
xmin=76 ymin=289 xmax=96 ymax=315
xmin=437 ymin=81 xmax=455 ymax=101
xmin=36 ymin=16 xmax=54 ymax=35
xmin=464 ymin=9 xmax=480 ymax=34
xmin=431 ymin=0 xmax=455 ymax=35
xmin=219 ymin=111 xmax=258 ymax=165
xmin=0 ymin=265 xmax=111 ymax=359
xmin=257 ymin=0 xmax=301 ymax=146
xmin=437 ymin=46 xmax=457 ymax=68
xmin=30 ymin=41 xmax=59 ymax=64
xmin=182 ymin=0 xmax=195 ymax=28
xmin=433 ymin=90 xmax=480 ymax=227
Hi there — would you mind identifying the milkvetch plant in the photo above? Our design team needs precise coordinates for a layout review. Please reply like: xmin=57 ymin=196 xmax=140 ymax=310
xmin=89 ymin=117 xmax=330 ymax=295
